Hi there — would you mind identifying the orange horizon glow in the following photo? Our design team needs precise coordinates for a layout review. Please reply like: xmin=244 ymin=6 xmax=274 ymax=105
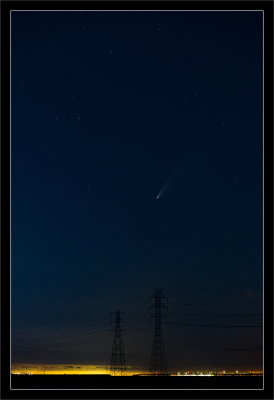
xmin=11 ymin=364 xmax=146 ymax=376
xmin=11 ymin=364 xmax=263 ymax=376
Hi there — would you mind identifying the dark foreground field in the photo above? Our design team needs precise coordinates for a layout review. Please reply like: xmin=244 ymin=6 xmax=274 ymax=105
xmin=11 ymin=374 xmax=263 ymax=390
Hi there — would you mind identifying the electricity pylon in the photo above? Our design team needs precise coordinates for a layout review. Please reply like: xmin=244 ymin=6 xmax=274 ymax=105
xmin=149 ymin=288 xmax=168 ymax=375
xmin=110 ymin=309 xmax=127 ymax=376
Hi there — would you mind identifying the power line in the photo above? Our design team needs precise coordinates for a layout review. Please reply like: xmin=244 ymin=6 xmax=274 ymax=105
xmin=149 ymin=288 xmax=168 ymax=375
xmin=166 ymin=322 xmax=262 ymax=328
xmin=168 ymin=312 xmax=262 ymax=317
xmin=169 ymin=302 xmax=262 ymax=306
xmin=110 ymin=309 xmax=127 ymax=376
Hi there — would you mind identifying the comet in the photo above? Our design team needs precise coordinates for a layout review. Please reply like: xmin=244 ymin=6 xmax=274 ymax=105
xmin=156 ymin=145 xmax=207 ymax=200
xmin=156 ymin=164 xmax=185 ymax=200
xmin=156 ymin=188 xmax=165 ymax=199
xmin=156 ymin=150 xmax=207 ymax=200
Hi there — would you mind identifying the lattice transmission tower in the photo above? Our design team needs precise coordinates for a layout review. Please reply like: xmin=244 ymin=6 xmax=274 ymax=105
xmin=149 ymin=288 xmax=168 ymax=375
xmin=110 ymin=309 xmax=127 ymax=376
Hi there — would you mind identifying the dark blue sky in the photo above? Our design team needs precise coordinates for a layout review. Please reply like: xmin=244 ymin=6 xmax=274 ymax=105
xmin=11 ymin=11 xmax=263 ymax=372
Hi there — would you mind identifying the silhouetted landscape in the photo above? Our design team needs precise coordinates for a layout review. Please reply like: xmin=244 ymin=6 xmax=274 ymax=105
xmin=11 ymin=374 xmax=263 ymax=389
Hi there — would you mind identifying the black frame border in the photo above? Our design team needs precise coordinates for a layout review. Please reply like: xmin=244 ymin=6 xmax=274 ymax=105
xmin=1 ymin=1 xmax=273 ymax=399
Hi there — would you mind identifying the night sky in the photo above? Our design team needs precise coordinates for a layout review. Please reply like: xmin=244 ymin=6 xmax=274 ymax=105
xmin=11 ymin=10 xmax=263 ymax=374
